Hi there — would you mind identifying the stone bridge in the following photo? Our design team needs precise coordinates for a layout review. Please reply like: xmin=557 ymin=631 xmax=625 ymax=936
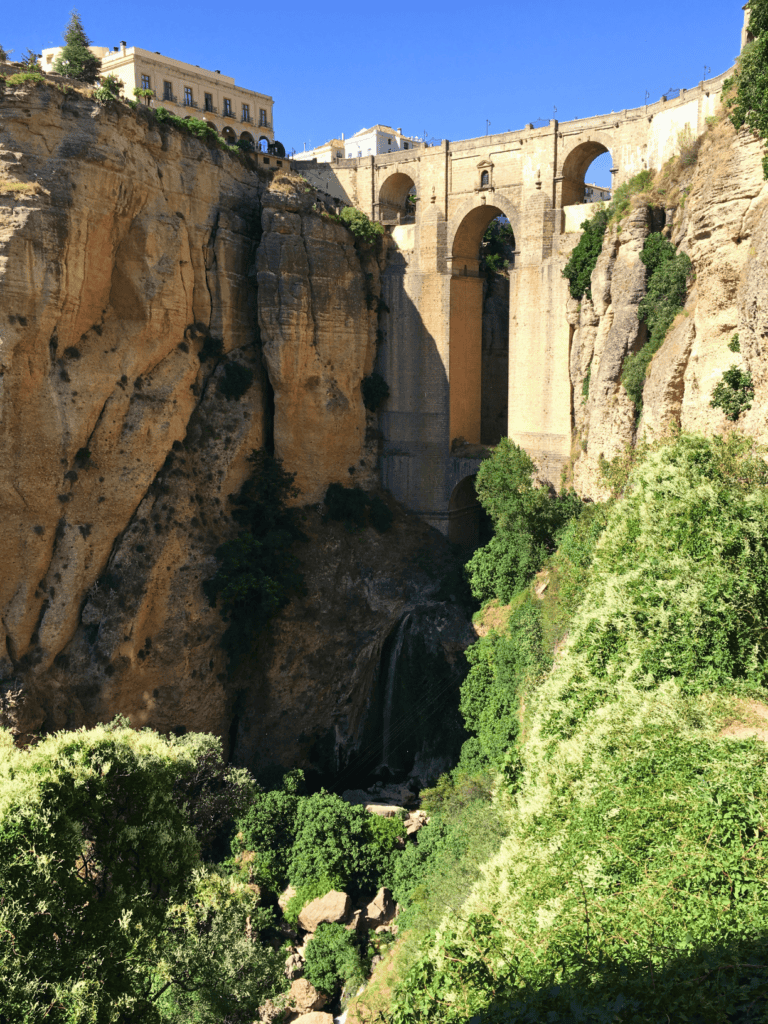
xmin=295 ymin=73 xmax=727 ymax=543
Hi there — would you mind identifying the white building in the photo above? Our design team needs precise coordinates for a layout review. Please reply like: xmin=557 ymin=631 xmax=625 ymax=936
xmin=41 ymin=42 xmax=275 ymax=150
xmin=295 ymin=125 xmax=425 ymax=162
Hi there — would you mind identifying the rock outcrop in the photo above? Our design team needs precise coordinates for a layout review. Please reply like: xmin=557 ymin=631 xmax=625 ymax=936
xmin=569 ymin=118 xmax=768 ymax=498
xmin=0 ymin=81 xmax=472 ymax=778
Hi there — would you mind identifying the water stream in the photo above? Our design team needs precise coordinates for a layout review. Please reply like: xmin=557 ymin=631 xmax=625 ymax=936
xmin=380 ymin=613 xmax=410 ymax=769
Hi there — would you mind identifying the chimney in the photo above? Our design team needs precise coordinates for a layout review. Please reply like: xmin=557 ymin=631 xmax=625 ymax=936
xmin=120 ymin=40 xmax=126 ymax=54
xmin=341 ymin=132 xmax=344 ymax=141
xmin=397 ymin=127 xmax=401 ymax=134
xmin=215 ymin=70 xmax=220 ymax=74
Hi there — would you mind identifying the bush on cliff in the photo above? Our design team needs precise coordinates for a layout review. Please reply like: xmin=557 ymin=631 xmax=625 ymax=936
xmin=339 ymin=206 xmax=384 ymax=248
xmin=52 ymin=12 xmax=101 ymax=83
xmin=203 ymin=450 xmax=306 ymax=659
xmin=621 ymin=232 xmax=691 ymax=413
xmin=388 ymin=433 xmax=768 ymax=1023
xmin=727 ymin=0 xmax=768 ymax=176
xmin=303 ymin=922 xmax=366 ymax=997
xmin=0 ymin=723 xmax=283 ymax=1024
xmin=323 ymin=482 xmax=394 ymax=532
xmin=465 ymin=438 xmax=581 ymax=603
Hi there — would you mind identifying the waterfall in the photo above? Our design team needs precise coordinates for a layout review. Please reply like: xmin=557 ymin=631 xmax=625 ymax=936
xmin=381 ymin=614 xmax=410 ymax=768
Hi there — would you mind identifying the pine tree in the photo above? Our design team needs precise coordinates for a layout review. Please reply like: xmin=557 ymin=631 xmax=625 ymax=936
xmin=0 ymin=44 xmax=8 ymax=63
xmin=52 ymin=11 xmax=101 ymax=83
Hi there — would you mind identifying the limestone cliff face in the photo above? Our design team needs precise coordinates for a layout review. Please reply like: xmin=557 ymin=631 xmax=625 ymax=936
xmin=0 ymin=81 xmax=398 ymax=760
xmin=569 ymin=120 xmax=768 ymax=498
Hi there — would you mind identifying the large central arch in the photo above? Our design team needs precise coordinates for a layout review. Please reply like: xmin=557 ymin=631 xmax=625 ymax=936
xmin=377 ymin=171 xmax=417 ymax=223
xmin=558 ymin=136 xmax=614 ymax=206
xmin=447 ymin=195 xmax=520 ymax=447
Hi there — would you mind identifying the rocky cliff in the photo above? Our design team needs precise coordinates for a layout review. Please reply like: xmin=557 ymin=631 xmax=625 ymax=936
xmin=568 ymin=117 xmax=768 ymax=498
xmin=0 ymin=80 xmax=468 ymax=779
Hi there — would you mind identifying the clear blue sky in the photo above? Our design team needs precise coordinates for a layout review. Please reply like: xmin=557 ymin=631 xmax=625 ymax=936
xmin=3 ymin=1 xmax=743 ymax=186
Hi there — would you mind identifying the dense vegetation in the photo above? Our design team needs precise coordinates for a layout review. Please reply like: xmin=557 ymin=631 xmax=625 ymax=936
xmin=52 ymin=12 xmax=101 ymax=83
xmin=726 ymin=0 xmax=768 ymax=176
xmin=383 ymin=433 xmax=768 ymax=1022
xmin=480 ymin=217 xmax=516 ymax=276
xmin=203 ymin=450 xmax=306 ymax=659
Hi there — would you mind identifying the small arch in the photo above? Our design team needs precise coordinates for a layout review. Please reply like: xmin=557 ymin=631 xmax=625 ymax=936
xmin=205 ymin=120 xmax=217 ymax=132
xmin=258 ymin=136 xmax=270 ymax=152
xmin=378 ymin=171 xmax=417 ymax=223
xmin=559 ymin=137 xmax=614 ymax=206
xmin=448 ymin=476 xmax=492 ymax=550
xmin=221 ymin=125 xmax=237 ymax=144
xmin=239 ymin=130 xmax=255 ymax=149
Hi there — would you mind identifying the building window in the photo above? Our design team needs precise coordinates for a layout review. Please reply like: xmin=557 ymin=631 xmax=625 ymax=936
xmin=336 ymin=150 xmax=343 ymax=158
xmin=347 ymin=152 xmax=352 ymax=158
xmin=184 ymin=86 xmax=193 ymax=107
xmin=242 ymin=103 xmax=250 ymax=122
xmin=204 ymin=92 xmax=213 ymax=112
xmin=140 ymin=73 xmax=151 ymax=90
xmin=223 ymin=98 xmax=232 ymax=117
xmin=480 ymin=170 xmax=490 ymax=187
xmin=163 ymin=80 xmax=173 ymax=101
xmin=259 ymin=108 xmax=267 ymax=126
xmin=403 ymin=142 xmax=409 ymax=149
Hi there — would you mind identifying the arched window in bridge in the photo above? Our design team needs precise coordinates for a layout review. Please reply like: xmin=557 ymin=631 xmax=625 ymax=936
xmin=480 ymin=170 xmax=489 ymax=187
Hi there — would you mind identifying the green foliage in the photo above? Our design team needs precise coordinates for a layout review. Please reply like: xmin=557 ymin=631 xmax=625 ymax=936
xmin=155 ymin=108 xmax=232 ymax=151
xmin=361 ymin=371 xmax=390 ymax=411
xmin=710 ymin=364 xmax=755 ymax=421
xmin=91 ymin=73 xmax=123 ymax=105
xmin=728 ymin=331 xmax=741 ymax=352
xmin=6 ymin=70 xmax=45 ymax=86
xmin=466 ymin=438 xmax=581 ymax=603
xmin=480 ymin=217 xmax=515 ymax=276
xmin=0 ymin=725 xmax=282 ymax=1024
xmin=19 ymin=49 xmax=42 ymax=70
xmin=580 ymin=360 xmax=591 ymax=402
xmin=52 ymin=12 xmax=101 ymax=83
xmin=620 ymin=232 xmax=691 ymax=413
xmin=728 ymin=26 xmax=768 ymax=177
xmin=0 ymin=43 xmax=8 ymax=62
xmin=303 ymin=923 xmax=366 ymax=997
xmin=323 ymin=483 xmax=393 ymax=532
xmin=217 ymin=360 xmax=254 ymax=401
xmin=562 ymin=171 xmax=654 ymax=300
xmin=232 ymin=770 xmax=303 ymax=895
xmin=339 ymin=206 xmax=385 ymax=247
xmin=287 ymin=792 xmax=403 ymax=901
xmin=203 ymin=450 xmax=305 ymax=657
xmin=388 ymin=433 xmax=768 ymax=1024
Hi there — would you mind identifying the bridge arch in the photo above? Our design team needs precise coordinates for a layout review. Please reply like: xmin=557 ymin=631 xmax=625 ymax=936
xmin=448 ymin=196 xmax=519 ymax=448
xmin=377 ymin=171 xmax=417 ymax=223
xmin=558 ymin=133 xmax=615 ymax=206
xmin=448 ymin=193 xmax=520 ymax=276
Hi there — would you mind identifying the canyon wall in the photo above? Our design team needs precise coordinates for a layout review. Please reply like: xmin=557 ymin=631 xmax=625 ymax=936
xmin=568 ymin=119 xmax=768 ymax=497
xmin=0 ymin=80 xmax=464 ymax=780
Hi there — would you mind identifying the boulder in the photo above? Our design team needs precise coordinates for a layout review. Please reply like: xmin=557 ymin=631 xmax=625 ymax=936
xmin=289 ymin=978 xmax=326 ymax=1014
xmin=284 ymin=951 xmax=303 ymax=979
xmin=298 ymin=890 xmax=351 ymax=932
xmin=364 ymin=803 xmax=404 ymax=818
xmin=341 ymin=788 xmax=369 ymax=805
xmin=291 ymin=1014 xmax=334 ymax=1024
xmin=278 ymin=884 xmax=297 ymax=911
xmin=404 ymin=809 xmax=428 ymax=836
xmin=365 ymin=886 xmax=395 ymax=927
xmin=345 ymin=908 xmax=364 ymax=933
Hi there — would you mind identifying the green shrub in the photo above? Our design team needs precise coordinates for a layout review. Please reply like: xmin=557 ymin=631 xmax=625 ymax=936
xmin=198 ymin=333 xmax=224 ymax=362
xmin=620 ymin=232 xmax=691 ymax=413
xmin=233 ymin=770 xmax=303 ymax=894
xmin=339 ymin=206 xmax=384 ymax=247
xmin=0 ymin=724 xmax=283 ymax=1024
xmin=217 ymin=361 xmax=254 ymax=401
xmin=203 ymin=451 xmax=305 ymax=659
xmin=303 ymin=923 xmax=366 ymax=997
xmin=323 ymin=483 xmax=393 ymax=532
xmin=6 ymin=70 xmax=45 ymax=87
xmin=727 ymin=0 xmax=768 ymax=176
xmin=728 ymin=331 xmax=741 ymax=352
xmin=710 ymin=365 xmax=754 ymax=421
xmin=287 ymin=792 xmax=403 ymax=901
xmin=52 ymin=12 xmax=101 ymax=83
xmin=92 ymin=73 xmax=123 ymax=105
xmin=465 ymin=438 xmax=581 ymax=603
xmin=480 ymin=218 xmax=515 ymax=276
xmin=361 ymin=371 xmax=389 ymax=411
xmin=581 ymin=360 xmax=591 ymax=402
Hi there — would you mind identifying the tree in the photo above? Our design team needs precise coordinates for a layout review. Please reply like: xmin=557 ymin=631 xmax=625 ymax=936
xmin=0 ymin=43 xmax=9 ymax=62
xmin=52 ymin=11 xmax=101 ymax=83
xmin=0 ymin=723 xmax=282 ymax=1023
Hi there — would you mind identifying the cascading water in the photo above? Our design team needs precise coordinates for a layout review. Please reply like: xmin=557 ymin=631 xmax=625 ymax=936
xmin=380 ymin=613 xmax=410 ymax=769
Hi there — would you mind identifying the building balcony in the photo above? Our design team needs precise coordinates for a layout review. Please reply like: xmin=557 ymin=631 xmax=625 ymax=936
xmin=241 ymin=114 xmax=253 ymax=124
xmin=204 ymin=104 xmax=218 ymax=114
xmin=183 ymin=98 xmax=198 ymax=108
xmin=222 ymin=108 xmax=236 ymax=119
xmin=258 ymin=120 xmax=272 ymax=129
xmin=162 ymin=93 xmax=178 ymax=104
